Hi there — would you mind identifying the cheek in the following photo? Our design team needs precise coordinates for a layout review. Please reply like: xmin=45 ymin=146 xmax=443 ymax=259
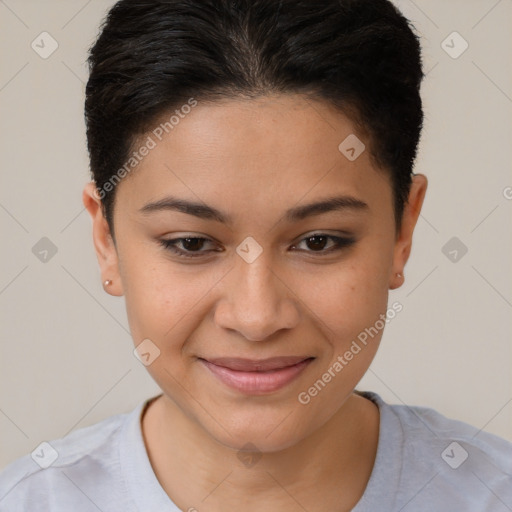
xmin=297 ymin=258 xmax=391 ymax=342
xmin=120 ymin=245 xmax=225 ymax=350
xmin=121 ymin=235 xmax=392 ymax=346
xmin=290 ymin=259 xmax=391 ymax=416
xmin=120 ymin=217 xmax=394 ymax=355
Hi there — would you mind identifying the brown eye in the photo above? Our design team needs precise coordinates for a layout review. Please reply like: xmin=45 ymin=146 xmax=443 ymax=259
xmin=160 ymin=237 xmax=217 ymax=258
xmin=292 ymin=234 xmax=356 ymax=255
xmin=160 ymin=233 xmax=356 ymax=261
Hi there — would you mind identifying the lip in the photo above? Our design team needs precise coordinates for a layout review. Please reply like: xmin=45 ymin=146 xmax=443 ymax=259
xmin=199 ymin=356 xmax=314 ymax=394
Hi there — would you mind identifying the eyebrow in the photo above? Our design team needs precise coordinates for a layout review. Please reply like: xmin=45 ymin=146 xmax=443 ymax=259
xmin=139 ymin=194 xmax=368 ymax=224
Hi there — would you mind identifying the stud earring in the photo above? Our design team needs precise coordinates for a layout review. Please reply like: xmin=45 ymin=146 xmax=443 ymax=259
xmin=396 ymin=273 xmax=402 ymax=278
xmin=104 ymin=279 xmax=112 ymax=286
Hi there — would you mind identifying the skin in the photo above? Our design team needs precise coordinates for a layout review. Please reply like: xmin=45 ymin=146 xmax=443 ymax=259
xmin=83 ymin=93 xmax=427 ymax=511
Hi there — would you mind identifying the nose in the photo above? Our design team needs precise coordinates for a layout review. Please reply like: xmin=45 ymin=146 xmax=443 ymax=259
xmin=214 ymin=253 xmax=301 ymax=342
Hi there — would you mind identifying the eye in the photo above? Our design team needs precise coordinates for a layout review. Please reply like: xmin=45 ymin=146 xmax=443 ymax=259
xmin=160 ymin=237 xmax=219 ymax=259
xmin=291 ymin=233 xmax=356 ymax=255
xmin=160 ymin=233 xmax=355 ymax=259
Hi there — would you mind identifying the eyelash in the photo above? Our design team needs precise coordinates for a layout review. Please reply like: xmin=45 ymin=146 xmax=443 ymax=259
xmin=159 ymin=234 xmax=356 ymax=259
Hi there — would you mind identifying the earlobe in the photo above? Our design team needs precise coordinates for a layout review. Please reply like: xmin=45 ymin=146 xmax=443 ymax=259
xmin=389 ymin=272 xmax=404 ymax=291
xmin=389 ymin=174 xmax=428 ymax=290
xmin=82 ymin=182 xmax=124 ymax=296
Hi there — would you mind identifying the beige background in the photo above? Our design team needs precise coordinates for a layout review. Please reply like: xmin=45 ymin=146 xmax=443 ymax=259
xmin=0 ymin=0 xmax=511 ymax=469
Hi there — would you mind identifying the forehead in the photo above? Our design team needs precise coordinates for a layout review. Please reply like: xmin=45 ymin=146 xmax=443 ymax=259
xmin=115 ymin=94 xmax=392 ymax=225
xmin=154 ymin=94 xmax=361 ymax=167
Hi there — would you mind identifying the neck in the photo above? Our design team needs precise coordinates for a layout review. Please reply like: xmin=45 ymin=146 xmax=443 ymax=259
xmin=141 ymin=392 xmax=379 ymax=512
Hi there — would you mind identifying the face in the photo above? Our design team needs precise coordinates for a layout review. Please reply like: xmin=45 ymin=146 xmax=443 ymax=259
xmin=84 ymin=93 xmax=426 ymax=453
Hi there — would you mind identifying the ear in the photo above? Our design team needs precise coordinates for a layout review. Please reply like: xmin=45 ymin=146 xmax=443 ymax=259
xmin=82 ymin=182 xmax=124 ymax=296
xmin=389 ymin=174 xmax=428 ymax=290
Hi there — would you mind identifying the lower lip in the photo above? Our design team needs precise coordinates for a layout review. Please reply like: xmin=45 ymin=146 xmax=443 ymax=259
xmin=200 ymin=359 xmax=313 ymax=394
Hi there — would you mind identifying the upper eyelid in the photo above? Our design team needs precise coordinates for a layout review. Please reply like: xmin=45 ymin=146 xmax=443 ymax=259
xmin=167 ymin=229 xmax=353 ymax=241
xmin=166 ymin=232 xmax=352 ymax=244
xmin=163 ymin=232 xmax=354 ymax=253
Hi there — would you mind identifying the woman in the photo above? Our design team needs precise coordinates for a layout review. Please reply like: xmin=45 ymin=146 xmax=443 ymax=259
xmin=1 ymin=0 xmax=510 ymax=510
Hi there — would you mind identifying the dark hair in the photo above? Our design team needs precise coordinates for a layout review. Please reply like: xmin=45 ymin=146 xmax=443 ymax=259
xmin=85 ymin=0 xmax=424 ymax=237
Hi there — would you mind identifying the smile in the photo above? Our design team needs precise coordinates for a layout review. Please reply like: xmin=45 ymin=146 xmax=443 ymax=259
xmin=199 ymin=356 xmax=315 ymax=394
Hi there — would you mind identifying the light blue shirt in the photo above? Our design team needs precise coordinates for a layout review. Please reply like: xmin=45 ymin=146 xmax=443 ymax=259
xmin=1 ymin=391 xmax=511 ymax=511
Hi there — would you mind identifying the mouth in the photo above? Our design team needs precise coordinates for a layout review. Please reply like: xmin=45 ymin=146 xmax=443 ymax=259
xmin=198 ymin=356 xmax=315 ymax=394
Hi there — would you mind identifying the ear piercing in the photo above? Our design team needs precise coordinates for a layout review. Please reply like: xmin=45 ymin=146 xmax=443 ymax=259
xmin=104 ymin=275 xmax=404 ymax=284
xmin=104 ymin=275 xmax=404 ymax=286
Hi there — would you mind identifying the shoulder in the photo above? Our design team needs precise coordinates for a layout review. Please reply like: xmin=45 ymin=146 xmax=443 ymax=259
xmin=360 ymin=391 xmax=512 ymax=511
xmin=0 ymin=407 xmax=135 ymax=511
xmin=385 ymin=396 xmax=512 ymax=468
